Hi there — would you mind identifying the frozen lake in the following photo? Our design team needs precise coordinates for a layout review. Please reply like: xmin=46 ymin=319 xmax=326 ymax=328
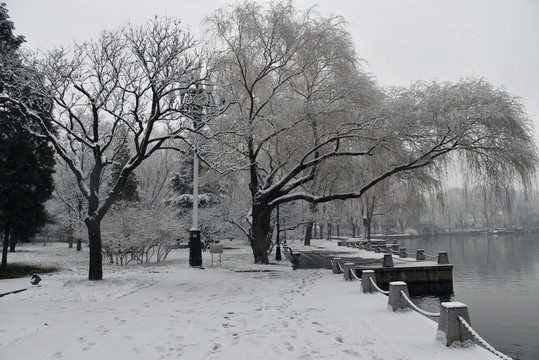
xmin=398 ymin=234 xmax=539 ymax=360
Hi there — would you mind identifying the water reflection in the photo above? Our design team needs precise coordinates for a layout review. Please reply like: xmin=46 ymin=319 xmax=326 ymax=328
xmin=398 ymin=234 xmax=539 ymax=360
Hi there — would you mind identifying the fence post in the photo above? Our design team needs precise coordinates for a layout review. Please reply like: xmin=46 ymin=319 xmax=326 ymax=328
xmin=375 ymin=246 xmax=381 ymax=253
xmin=387 ymin=281 xmax=412 ymax=312
xmin=332 ymin=257 xmax=342 ymax=274
xmin=438 ymin=251 xmax=449 ymax=264
xmin=325 ymin=256 xmax=333 ymax=269
xmin=385 ymin=245 xmax=393 ymax=254
xmin=416 ymin=249 xmax=425 ymax=261
xmin=399 ymin=247 xmax=407 ymax=258
xmin=383 ymin=254 xmax=394 ymax=268
xmin=361 ymin=270 xmax=376 ymax=293
xmin=436 ymin=302 xmax=473 ymax=347
xmin=343 ymin=262 xmax=354 ymax=281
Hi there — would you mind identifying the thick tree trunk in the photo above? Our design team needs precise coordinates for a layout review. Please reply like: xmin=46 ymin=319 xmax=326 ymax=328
xmin=85 ymin=218 xmax=103 ymax=280
xmin=1 ymin=228 xmax=10 ymax=270
xmin=304 ymin=222 xmax=313 ymax=246
xmin=250 ymin=203 xmax=272 ymax=264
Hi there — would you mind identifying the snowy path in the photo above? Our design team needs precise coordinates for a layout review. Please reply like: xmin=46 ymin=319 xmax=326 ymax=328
xmin=1 ymin=266 xmax=497 ymax=360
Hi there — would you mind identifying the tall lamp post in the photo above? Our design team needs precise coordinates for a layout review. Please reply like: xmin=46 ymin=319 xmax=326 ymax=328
xmin=185 ymin=85 xmax=207 ymax=267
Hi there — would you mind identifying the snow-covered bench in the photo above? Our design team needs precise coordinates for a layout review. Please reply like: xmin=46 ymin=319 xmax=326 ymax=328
xmin=283 ymin=245 xmax=300 ymax=264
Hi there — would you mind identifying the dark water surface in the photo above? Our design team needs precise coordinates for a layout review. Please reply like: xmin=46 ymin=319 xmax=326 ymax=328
xmin=398 ymin=234 xmax=539 ymax=360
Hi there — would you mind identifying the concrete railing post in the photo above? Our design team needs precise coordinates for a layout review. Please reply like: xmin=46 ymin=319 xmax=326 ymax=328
xmin=361 ymin=270 xmax=376 ymax=293
xmin=325 ymin=257 xmax=333 ymax=269
xmin=437 ymin=302 xmax=473 ymax=347
xmin=438 ymin=251 xmax=449 ymax=264
xmin=375 ymin=246 xmax=381 ymax=253
xmin=383 ymin=254 xmax=394 ymax=268
xmin=416 ymin=249 xmax=425 ymax=261
xmin=388 ymin=281 xmax=412 ymax=312
xmin=385 ymin=245 xmax=393 ymax=254
xmin=399 ymin=247 xmax=407 ymax=258
xmin=343 ymin=262 xmax=355 ymax=281
xmin=366 ymin=243 xmax=373 ymax=251
xmin=332 ymin=257 xmax=342 ymax=274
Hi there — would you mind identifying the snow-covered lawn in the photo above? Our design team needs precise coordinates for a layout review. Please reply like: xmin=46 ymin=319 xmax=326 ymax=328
xmin=1 ymin=240 xmax=498 ymax=359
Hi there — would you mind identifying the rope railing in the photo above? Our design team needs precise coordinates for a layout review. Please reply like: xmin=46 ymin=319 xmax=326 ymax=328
xmin=399 ymin=290 xmax=441 ymax=318
xmin=392 ymin=256 xmax=439 ymax=263
xmin=337 ymin=261 xmax=345 ymax=273
xmin=369 ymin=277 xmax=389 ymax=295
xmin=350 ymin=269 xmax=361 ymax=281
xmin=393 ymin=257 xmax=420 ymax=263
xmin=458 ymin=317 xmax=513 ymax=360
xmin=393 ymin=257 xmax=424 ymax=263
xmin=360 ymin=258 xmax=384 ymax=265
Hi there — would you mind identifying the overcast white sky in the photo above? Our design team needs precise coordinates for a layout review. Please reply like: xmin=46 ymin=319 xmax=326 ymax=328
xmin=5 ymin=0 xmax=539 ymax=139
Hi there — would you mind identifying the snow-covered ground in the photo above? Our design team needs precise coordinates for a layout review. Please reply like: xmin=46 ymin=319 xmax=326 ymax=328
xmin=0 ymin=240 xmax=499 ymax=359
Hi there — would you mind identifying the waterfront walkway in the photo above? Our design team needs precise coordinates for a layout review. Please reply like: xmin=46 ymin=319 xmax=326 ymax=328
xmin=0 ymin=241 xmax=498 ymax=359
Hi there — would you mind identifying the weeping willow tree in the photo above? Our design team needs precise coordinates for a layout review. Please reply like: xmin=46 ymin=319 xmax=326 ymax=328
xmin=205 ymin=0 xmax=537 ymax=264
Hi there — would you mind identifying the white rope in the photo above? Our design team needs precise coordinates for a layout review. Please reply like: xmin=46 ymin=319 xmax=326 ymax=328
xmin=399 ymin=290 xmax=440 ymax=317
xmin=458 ymin=317 xmax=513 ymax=360
xmin=337 ymin=261 xmax=345 ymax=273
xmin=393 ymin=256 xmax=437 ymax=263
xmin=369 ymin=277 xmax=389 ymax=295
xmin=393 ymin=257 xmax=419 ymax=263
xmin=350 ymin=269 xmax=361 ymax=281
xmin=359 ymin=258 xmax=384 ymax=265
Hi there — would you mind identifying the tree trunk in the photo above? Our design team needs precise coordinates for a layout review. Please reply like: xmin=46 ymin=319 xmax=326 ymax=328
xmin=327 ymin=223 xmax=332 ymax=240
xmin=319 ymin=223 xmax=324 ymax=239
xmin=85 ymin=218 xmax=103 ymax=280
xmin=304 ymin=222 xmax=313 ymax=246
xmin=366 ymin=219 xmax=372 ymax=240
xmin=1 ymin=228 xmax=10 ymax=270
xmin=250 ymin=203 xmax=272 ymax=264
xmin=9 ymin=231 xmax=18 ymax=252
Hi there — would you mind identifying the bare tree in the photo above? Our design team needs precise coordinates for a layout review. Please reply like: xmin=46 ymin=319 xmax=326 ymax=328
xmin=206 ymin=1 xmax=537 ymax=264
xmin=1 ymin=17 xmax=212 ymax=280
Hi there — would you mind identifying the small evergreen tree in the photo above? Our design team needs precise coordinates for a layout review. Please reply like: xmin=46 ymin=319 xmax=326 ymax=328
xmin=167 ymin=158 xmax=229 ymax=243
xmin=108 ymin=141 xmax=139 ymax=202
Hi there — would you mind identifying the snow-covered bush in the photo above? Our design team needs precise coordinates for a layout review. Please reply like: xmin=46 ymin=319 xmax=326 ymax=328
xmin=101 ymin=203 xmax=187 ymax=265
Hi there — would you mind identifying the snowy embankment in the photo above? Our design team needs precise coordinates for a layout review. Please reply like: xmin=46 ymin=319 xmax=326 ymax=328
xmin=0 ymin=240 xmax=498 ymax=359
